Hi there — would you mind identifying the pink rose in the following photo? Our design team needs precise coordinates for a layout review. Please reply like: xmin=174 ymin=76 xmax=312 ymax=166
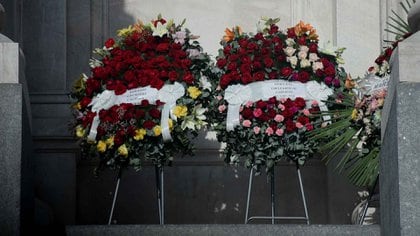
xmin=303 ymin=109 xmax=311 ymax=116
xmin=278 ymin=104 xmax=285 ymax=111
xmin=242 ymin=120 xmax=252 ymax=127
xmin=253 ymin=126 xmax=261 ymax=134
xmin=216 ymin=95 xmax=223 ymax=100
xmin=218 ymin=105 xmax=226 ymax=113
xmin=274 ymin=114 xmax=284 ymax=122
xmin=275 ymin=128 xmax=284 ymax=136
xmin=312 ymin=100 xmax=319 ymax=107
xmin=296 ymin=122 xmax=304 ymax=129
xmin=245 ymin=101 xmax=254 ymax=108
xmin=265 ymin=127 xmax=274 ymax=136
xmin=253 ymin=108 xmax=263 ymax=118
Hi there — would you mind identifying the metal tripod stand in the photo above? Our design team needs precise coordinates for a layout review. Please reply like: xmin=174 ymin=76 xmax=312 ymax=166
xmin=107 ymin=165 xmax=165 ymax=225
xmin=244 ymin=165 xmax=310 ymax=224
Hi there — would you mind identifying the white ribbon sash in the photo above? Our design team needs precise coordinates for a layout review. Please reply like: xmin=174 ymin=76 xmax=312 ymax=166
xmin=224 ymin=80 xmax=333 ymax=131
xmin=87 ymin=82 xmax=185 ymax=142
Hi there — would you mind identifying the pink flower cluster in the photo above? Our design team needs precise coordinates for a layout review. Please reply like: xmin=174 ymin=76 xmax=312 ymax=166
xmin=236 ymin=96 xmax=320 ymax=136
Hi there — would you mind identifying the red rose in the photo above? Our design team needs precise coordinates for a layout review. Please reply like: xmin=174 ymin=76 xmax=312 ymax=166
xmin=324 ymin=66 xmax=336 ymax=76
xmin=287 ymin=28 xmax=296 ymax=38
xmin=239 ymin=38 xmax=249 ymax=48
xmin=135 ymin=109 xmax=146 ymax=119
xmin=294 ymin=97 xmax=306 ymax=109
xmin=114 ymin=133 xmax=124 ymax=146
xmin=240 ymin=64 xmax=252 ymax=74
xmin=261 ymin=48 xmax=270 ymax=55
xmin=268 ymin=71 xmax=277 ymax=80
xmin=82 ymin=111 xmax=96 ymax=127
xmin=150 ymin=79 xmax=165 ymax=89
xmin=256 ymin=100 xmax=267 ymax=109
xmin=258 ymin=114 xmax=270 ymax=122
xmin=105 ymin=38 xmax=115 ymax=48
xmin=252 ymin=61 xmax=262 ymax=70
xmin=320 ymin=58 xmax=332 ymax=67
xmin=263 ymin=57 xmax=274 ymax=67
xmin=149 ymin=108 xmax=161 ymax=119
xmin=114 ymin=83 xmax=127 ymax=95
xmin=297 ymin=36 xmax=307 ymax=45
xmin=247 ymin=42 xmax=258 ymax=50
xmin=241 ymin=73 xmax=253 ymax=84
xmin=156 ymin=43 xmax=170 ymax=52
xmin=79 ymin=97 xmax=92 ymax=109
xmin=315 ymin=69 xmax=324 ymax=77
xmin=98 ymin=110 xmax=108 ymax=120
xmin=309 ymin=43 xmax=318 ymax=53
xmin=285 ymin=119 xmax=296 ymax=133
xmin=375 ymin=55 xmax=385 ymax=65
xmin=220 ymin=74 xmax=231 ymax=88
xmin=297 ymin=71 xmax=310 ymax=83
xmin=266 ymin=109 xmax=276 ymax=119
xmin=241 ymin=107 xmax=254 ymax=119
xmin=183 ymin=73 xmax=194 ymax=84
xmin=140 ymin=100 xmax=150 ymax=106
xmin=253 ymin=71 xmax=265 ymax=81
xmin=181 ymin=59 xmax=192 ymax=68
xmin=305 ymin=123 xmax=314 ymax=131
xmin=92 ymin=67 xmax=109 ymax=80
xmin=269 ymin=24 xmax=279 ymax=34
xmin=143 ymin=120 xmax=156 ymax=129
xmin=168 ymin=71 xmax=178 ymax=81
xmin=254 ymin=33 xmax=264 ymax=40
xmin=297 ymin=116 xmax=310 ymax=125
xmin=385 ymin=48 xmax=393 ymax=58
xmin=281 ymin=67 xmax=293 ymax=77
xmin=268 ymin=97 xmax=277 ymax=105
xmin=227 ymin=62 xmax=237 ymax=71
xmin=282 ymin=108 xmax=295 ymax=118
xmin=217 ymin=58 xmax=227 ymax=68
xmin=124 ymin=70 xmax=136 ymax=82
xmin=223 ymin=45 xmax=232 ymax=55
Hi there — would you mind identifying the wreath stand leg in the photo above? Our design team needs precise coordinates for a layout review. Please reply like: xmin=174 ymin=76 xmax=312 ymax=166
xmin=155 ymin=165 xmax=165 ymax=225
xmin=245 ymin=165 xmax=310 ymax=224
xmin=108 ymin=167 xmax=123 ymax=225
xmin=358 ymin=175 xmax=379 ymax=225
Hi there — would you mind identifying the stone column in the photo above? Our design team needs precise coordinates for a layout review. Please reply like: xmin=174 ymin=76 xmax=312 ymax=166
xmin=0 ymin=33 xmax=22 ymax=235
xmin=380 ymin=31 xmax=420 ymax=236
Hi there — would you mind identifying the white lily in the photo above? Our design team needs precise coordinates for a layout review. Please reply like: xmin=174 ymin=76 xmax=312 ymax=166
xmin=199 ymin=76 xmax=212 ymax=91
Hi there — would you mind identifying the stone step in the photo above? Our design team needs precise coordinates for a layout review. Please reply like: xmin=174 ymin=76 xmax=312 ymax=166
xmin=67 ymin=224 xmax=380 ymax=236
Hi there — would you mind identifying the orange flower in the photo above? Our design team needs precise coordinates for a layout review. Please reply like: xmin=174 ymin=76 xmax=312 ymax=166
xmin=294 ymin=21 xmax=318 ymax=40
xmin=345 ymin=74 xmax=355 ymax=89
xmin=223 ymin=26 xmax=242 ymax=42
xmin=133 ymin=20 xmax=144 ymax=33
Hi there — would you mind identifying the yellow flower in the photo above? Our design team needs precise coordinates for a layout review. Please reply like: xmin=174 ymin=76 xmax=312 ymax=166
xmin=187 ymin=86 xmax=202 ymax=99
xmin=153 ymin=125 xmax=162 ymax=136
xmin=134 ymin=128 xmax=147 ymax=141
xmin=75 ymin=125 xmax=85 ymax=138
xmin=72 ymin=102 xmax=82 ymax=110
xmin=117 ymin=25 xmax=134 ymax=37
xmin=97 ymin=140 xmax=107 ymax=153
xmin=351 ymin=109 xmax=358 ymax=120
xmin=168 ymin=119 xmax=174 ymax=130
xmin=172 ymin=105 xmax=188 ymax=118
xmin=105 ymin=136 xmax=114 ymax=148
xmin=118 ymin=144 xmax=129 ymax=157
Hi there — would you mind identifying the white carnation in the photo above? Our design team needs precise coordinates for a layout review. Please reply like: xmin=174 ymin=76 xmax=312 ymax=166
xmin=309 ymin=53 xmax=319 ymax=62
xmin=298 ymin=51 xmax=307 ymax=60
xmin=287 ymin=56 xmax=298 ymax=68
xmin=300 ymin=59 xmax=311 ymax=68
xmin=283 ymin=46 xmax=296 ymax=57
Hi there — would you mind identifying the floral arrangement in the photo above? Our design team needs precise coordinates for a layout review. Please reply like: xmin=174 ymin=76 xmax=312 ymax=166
xmin=70 ymin=15 xmax=216 ymax=170
xmin=209 ymin=18 xmax=347 ymax=173
xmin=308 ymin=1 xmax=414 ymax=187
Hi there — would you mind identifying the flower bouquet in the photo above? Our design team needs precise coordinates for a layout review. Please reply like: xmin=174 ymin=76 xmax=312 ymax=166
xmin=70 ymin=15 xmax=216 ymax=171
xmin=307 ymin=2 xmax=414 ymax=187
xmin=209 ymin=18 xmax=347 ymax=173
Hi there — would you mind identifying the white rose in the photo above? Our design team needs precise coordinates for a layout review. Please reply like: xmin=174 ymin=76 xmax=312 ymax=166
xmin=287 ymin=56 xmax=298 ymax=68
xmin=299 ymin=45 xmax=309 ymax=53
xmin=285 ymin=38 xmax=295 ymax=46
xmin=283 ymin=46 xmax=296 ymax=57
xmin=298 ymin=51 xmax=307 ymax=60
xmin=312 ymin=61 xmax=324 ymax=72
xmin=309 ymin=53 xmax=319 ymax=62
xmin=300 ymin=59 xmax=311 ymax=68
